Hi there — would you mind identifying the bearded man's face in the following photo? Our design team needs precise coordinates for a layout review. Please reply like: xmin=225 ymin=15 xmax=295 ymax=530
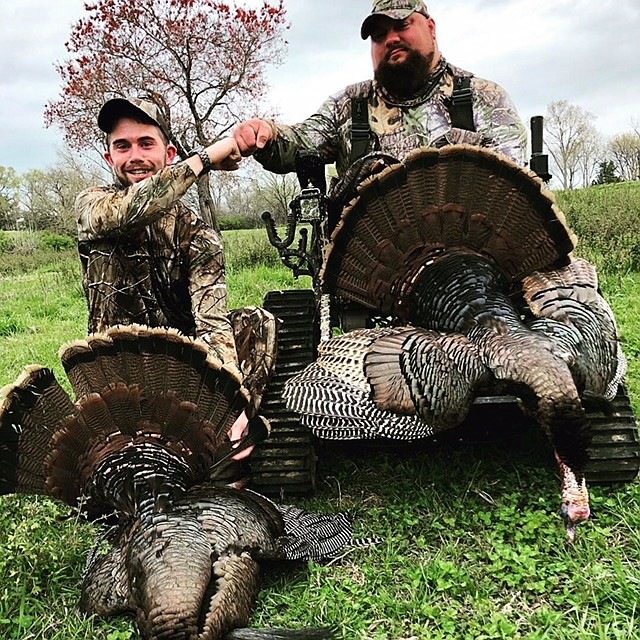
xmin=370 ymin=13 xmax=439 ymax=99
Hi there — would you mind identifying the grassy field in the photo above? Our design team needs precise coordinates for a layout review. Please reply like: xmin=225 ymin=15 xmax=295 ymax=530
xmin=1 ymin=185 xmax=640 ymax=640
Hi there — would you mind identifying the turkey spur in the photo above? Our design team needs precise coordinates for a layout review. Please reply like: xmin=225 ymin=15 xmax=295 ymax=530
xmin=284 ymin=144 xmax=628 ymax=542
xmin=0 ymin=324 xmax=360 ymax=639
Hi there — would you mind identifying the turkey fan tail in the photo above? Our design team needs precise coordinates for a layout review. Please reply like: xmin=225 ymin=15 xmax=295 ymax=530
xmin=0 ymin=365 xmax=79 ymax=499
xmin=55 ymin=325 xmax=255 ymax=499
xmin=322 ymin=144 xmax=576 ymax=315
xmin=38 ymin=384 xmax=221 ymax=513
xmin=61 ymin=324 xmax=250 ymax=440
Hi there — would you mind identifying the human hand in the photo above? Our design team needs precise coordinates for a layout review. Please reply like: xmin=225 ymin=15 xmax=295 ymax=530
xmin=234 ymin=119 xmax=274 ymax=156
xmin=228 ymin=411 xmax=254 ymax=461
xmin=210 ymin=137 xmax=242 ymax=171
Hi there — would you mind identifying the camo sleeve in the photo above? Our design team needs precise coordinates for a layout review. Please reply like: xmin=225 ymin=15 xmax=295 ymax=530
xmin=254 ymin=73 xmax=527 ymax=172
xmin=188 ymin=225 xmax=240 ymax=373
xmin=472 ymin=77 xmax=527 ymax=166
xmin=253 ymin=98 xmax=345 ymax=174
xmin=76 ymin=163 xmax=198 ymax=242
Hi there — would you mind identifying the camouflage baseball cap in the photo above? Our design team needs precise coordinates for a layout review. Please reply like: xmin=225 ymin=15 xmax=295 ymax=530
xmin=361 ymin=0 xmax=430 ymax=39
xmin=98 ymin=97 xmax=171 ymax=140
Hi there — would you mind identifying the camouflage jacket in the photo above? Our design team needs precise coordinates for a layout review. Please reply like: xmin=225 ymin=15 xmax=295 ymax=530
xmin=75 ymin=163 xmax=238 ymax=370
xmin=255 ymin=60 xmax=527 ymax=178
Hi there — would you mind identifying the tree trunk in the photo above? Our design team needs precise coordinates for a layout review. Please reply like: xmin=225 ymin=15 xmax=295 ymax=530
xmin=196 ymin=174 xmax=220 ymax=233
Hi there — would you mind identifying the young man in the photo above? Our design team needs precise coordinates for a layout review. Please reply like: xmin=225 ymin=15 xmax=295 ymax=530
xmin=234 ymin=0 xmax=527 ymax=179
xmin=76 ymin=97 xmax=274 ymax=458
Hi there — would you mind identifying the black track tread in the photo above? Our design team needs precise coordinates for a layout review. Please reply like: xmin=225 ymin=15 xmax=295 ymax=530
xmin=584 ymin=383 xmax=640 ymax=485
xmin=251 ymin=290 xmax=319 ymax=497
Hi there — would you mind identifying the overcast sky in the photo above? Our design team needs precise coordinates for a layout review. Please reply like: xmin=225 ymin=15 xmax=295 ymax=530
xmin=1 ymin=0 xmax=639 ymax=173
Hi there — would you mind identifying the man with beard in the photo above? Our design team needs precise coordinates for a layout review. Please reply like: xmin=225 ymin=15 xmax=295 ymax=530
xmin=234 ymin=0 xmax=527 ymax=181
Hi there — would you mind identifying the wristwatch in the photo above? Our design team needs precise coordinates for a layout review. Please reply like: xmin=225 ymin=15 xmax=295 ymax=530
xmin=189 ymin=146 xmax=213 ymax=174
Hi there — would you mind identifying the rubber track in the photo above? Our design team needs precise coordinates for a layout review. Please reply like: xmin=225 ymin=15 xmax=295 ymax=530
xmin=250 ymin=290 xmax=319 ymax=497
xmin=583 ymin=383 xmax=640 ymax=485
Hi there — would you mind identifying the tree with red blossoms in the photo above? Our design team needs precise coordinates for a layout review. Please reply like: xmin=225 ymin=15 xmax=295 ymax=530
xmin=45 ymin=0 xmax=288 ymax=228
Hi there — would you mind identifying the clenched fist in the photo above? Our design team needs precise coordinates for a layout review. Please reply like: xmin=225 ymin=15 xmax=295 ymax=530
xmin=234 ymin=119 xmax=275 ymax=157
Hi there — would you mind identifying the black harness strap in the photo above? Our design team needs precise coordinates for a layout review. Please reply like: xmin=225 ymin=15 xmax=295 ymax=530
xmin=349 ymin=75 xmax=476 ymax=162
xmin=448 ymin=76 xmax=476 ymax=132
xmin=350 ymin=97 xmax=372 ymax=163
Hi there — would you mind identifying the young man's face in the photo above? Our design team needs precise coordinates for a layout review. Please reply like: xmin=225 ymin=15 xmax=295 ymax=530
xmin=105 ymin=118 xmax=177 ymax=186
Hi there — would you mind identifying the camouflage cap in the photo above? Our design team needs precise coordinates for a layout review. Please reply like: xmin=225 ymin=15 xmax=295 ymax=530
xmin=361 ymin=0 xmax=430 ymax=39
xmin=98 ymin=97 xmax=171 ymax=141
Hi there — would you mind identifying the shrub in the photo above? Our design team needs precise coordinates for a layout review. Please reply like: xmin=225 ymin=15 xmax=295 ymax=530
xmin=219 ymin=215 xmax=253 ymax=231
xmin=40 ymin=231 xmax=76 ymax=252
xmin=555 ymin=181 xmax=640 ymax=275
xmin=0 ymin=230 xmax=14 ymax=253
xmin=0 ymin=247 xmax=79 ymax=277
xmin=10 ymin=231 xmax=40 ymax=255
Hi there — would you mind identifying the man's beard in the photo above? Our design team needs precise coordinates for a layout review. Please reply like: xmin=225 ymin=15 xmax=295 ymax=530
xmin=374 ymin=48 xmax=435 ymax=100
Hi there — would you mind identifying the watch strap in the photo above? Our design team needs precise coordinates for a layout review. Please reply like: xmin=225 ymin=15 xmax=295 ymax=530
xmin=190 ymin=146 xmax=213 ymax=174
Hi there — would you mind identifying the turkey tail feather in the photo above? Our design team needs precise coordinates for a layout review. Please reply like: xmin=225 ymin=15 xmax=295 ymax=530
xmin=2 ymin=325 xmax=252 ymax=509
xmin=0 ymin=365 xmax=77 ymax=497
xmin=322 ymin=144 xmax=576 ymax=314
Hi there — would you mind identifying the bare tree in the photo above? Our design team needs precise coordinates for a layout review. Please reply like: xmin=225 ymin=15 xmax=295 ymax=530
xmin=0 ymin=166 xmax=20 ymax=230
xmin=577 ymin=128 xmax=604 ymax=188
xmin=216 ymin=162 xmax=300 ymax=228
xmin=19 ymin=161 xmax=104 ymax=234
xmin=221 ymin=172 xmax=268 ymax=228
xmin=608 ymin=132 xmax=640 ymax=182
xmin=545 ymin=101 xmax=598 ymax=189
xmin=207 ymin=171 xmax=244 ymax=219
xmin=253 ymin=171 xmax=300 ymax=225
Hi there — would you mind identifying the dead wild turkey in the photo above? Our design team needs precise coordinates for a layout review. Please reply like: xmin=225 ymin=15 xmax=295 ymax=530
xmin=283 ymin=144 xmax=627 ymax=542
xmin=0 ymin=324 xmax=360 ymax=639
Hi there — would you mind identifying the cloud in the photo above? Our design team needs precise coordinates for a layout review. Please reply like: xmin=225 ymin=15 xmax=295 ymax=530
xmin=0 ymin=0 xmax=85 ymax=171
xmin=1 ymin=0 xmax=639 ymax=173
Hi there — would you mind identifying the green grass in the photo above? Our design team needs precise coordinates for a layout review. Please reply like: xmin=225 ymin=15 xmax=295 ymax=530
xmin=1 ymin=208 xmax=640 ymax=639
